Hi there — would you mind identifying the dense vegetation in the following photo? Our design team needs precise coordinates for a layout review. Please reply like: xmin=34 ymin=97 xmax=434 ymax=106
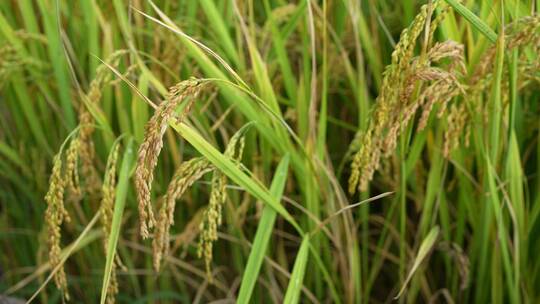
xmin=1 ymin=0 xmax=540 ymax=303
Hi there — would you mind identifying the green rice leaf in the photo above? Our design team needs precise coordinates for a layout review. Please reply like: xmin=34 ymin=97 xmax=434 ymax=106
xmin=283 ymin=235 xmax=310 ymax=304
xmin=237 ymin=154 xmax=290 ymax=304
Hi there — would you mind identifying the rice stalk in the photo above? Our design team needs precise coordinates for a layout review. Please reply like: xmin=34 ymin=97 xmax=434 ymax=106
xmin=469 ymin=16 xmax=539 ymax=97
xmin=39 ymin=51 xmax=130 ymax=302
xmin=152 ymin=127 xmax=247 ymax=273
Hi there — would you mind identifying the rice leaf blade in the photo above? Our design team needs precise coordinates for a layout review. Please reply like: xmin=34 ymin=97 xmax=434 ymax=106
xmin=100 ymin=138 xmax=135 ymax=304
xmin=395 ymin=226 xmax=439 ymax=299
xmin=443 ymin=0 xmax=497 ymax=43
xmin=283 ymin=236 xmax=310 ymax=304
xmin=237 ymin=154 xmax=290 ymax=304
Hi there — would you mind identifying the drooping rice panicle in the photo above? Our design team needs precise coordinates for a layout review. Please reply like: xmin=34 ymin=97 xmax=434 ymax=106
xmin=44 ymin=153 xmax=71 ymax=301
xmin=348 ymin=0 xmax=466 ymax=193
xmin=0 ymin=44 xmax=45 ymax=88
xmin=198 ymin=129 xmax=246 ymax=278
xmin=469 ymin=15 xmax=540 ymax=94
xmin=77 ymin=50 xmax=129 ymax=195
xmin=135 ymin=78 xmax=207 ymax=239
xmin=65 ymin=136 xmax=82 ymax=201
xmin=442 ymin=15 xmax=540 ymax=157
xmin=152 ymin=157 xmax=213 ymax=271
xmin=100 ymin=142 xmax=121 ymax=304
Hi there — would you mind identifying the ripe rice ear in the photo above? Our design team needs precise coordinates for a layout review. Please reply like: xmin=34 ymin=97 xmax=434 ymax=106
xmin=99 ymin=142 xmax=121 ymax=304
xmin=77 ymin=50 xmax=129 ymax=196
xmin=44 ymin=153 xmax=71 ymax=301
xmin=152 ymin=157 xmax=213 ymax=271
xmin=198 ymin=128 xmax=247 ymax=278
xmin=135 ymin=78 xmax=207 ymax=239
xmin=348 ymin=0 xmax=466 ymax=193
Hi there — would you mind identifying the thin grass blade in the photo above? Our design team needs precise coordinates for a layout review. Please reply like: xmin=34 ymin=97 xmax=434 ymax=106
xmin=237 ymin=154 xmax=290 ymax=304
xmin=395 ymin=226 xmax=439 ymax=299
xmin=283 ymin=235 xmax=310 ymax=304
xmin=100 ymin=138 xmax=135 ymax=304
xmin=443 ymin=0 xmax=497 ymax=43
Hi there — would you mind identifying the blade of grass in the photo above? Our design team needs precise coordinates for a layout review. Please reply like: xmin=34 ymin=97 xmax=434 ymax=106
xmin=26 ymin=213 xmax=102 ymax=303
xmin=395 ymin=226 xmax=440 ymax=299
xmin=443 ymin=0 xmax=497 ymax=43
xmin=262 ymin=0 xmax=297 ymax=101
xmin=283 ymin=235 xmax=310 ymax=304
xmin=475 ymin=19 xmax=506 ymax=303
xmin=35 ymin=0 xmax=76 ymax=128
xmin=486 ymin=157 xmax=519 ymax=303
xmin=488 ymin=30 xmax=505 ymax=162
xmin=232 ymin=1 xmax=283 ymax=117
xmin=136 ymin=3 xmax=280 ymax=149
xmin=237 ymin=154 xmax=290 ymax=304
xmin=171 ymin=121 xmax=300 ymax=233
xmin=199 ymin=0 xmax=240 ymax=68
xmin=100 ymin=138 xmax=135 ymax=304
xmin=80 ymin=0 xmax=99 ymax=76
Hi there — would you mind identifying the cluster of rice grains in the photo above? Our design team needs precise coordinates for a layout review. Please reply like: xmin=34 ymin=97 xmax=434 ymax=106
xmin=348 ymin=0 xmax=465 ymax=193
xmin=44 ymin=153 xmax=71 ymax=300
xmin=77 ymin=50 xmax=128 ymax=196
xmin=100 ymin=143 xmax=122 ymax=303
xmin=152 ymin=157 xmax=214 ymax=271
xmin=135 ymin=78 xmax=207 ymax=239
xmin=348 ymin=2 xmax=540 ymax=194
xmin=44 ymin=137 xmax=125 ymax=302
xmin=197 ymin=130 xmax=245 ymax=277
xmin=0 ymin=31 xmax=47 ymax=88
xmin=64 ymin=137 xmax=82 ymax=201
xmin=43 ymin=52 xmax=128 ymax=302
xmin=134 ymin=78 xmax=247 ymax=278
xmin=456 ymin=15 xmax=540 ymax=154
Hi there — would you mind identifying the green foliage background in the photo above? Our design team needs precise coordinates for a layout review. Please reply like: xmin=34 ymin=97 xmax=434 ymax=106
xmin=1 ymin=0 xmax=540 ymax=303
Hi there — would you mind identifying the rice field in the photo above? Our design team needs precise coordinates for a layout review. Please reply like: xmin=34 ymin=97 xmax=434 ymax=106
xmin=1 ymin=0 xmax=540 ymax=303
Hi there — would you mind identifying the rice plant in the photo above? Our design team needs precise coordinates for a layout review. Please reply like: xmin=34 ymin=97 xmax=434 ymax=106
xmin=1 ymin=0 xmax=540 ymax=303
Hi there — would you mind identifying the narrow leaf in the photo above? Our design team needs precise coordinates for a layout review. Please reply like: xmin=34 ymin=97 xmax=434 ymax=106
xmin=283 ymin=236 xmax=310 ymax=304
xmin=237 ymin=155 xmax=290 ymax=304
xmin=444 ymin=0 xmax=497 ymax=43
xmin=395 ymin=226 xmax=439 ymax=299
xmin=100 ymin=138 xmax=135 ymax=304
xmin=171 ymin=122 xmax=301 ymax=233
